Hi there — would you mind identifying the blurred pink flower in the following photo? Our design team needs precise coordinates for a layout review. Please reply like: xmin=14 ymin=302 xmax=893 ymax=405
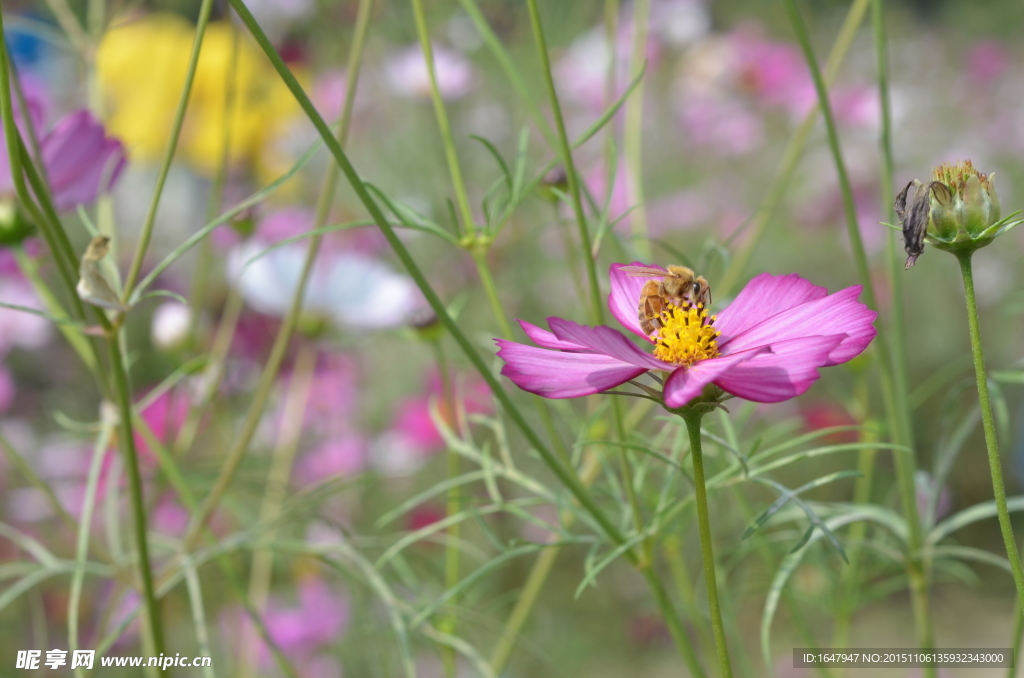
xmin=801 ymin=402 xmax=858 ymax=444
xmin=967 ymin=40 xmax=1009 ymax=84
xmin=222 ymin=578 xmax=348 ymax=667
xmin=406 ymin=505 xmax=445 ymax=532
xmin=385 ymin=45 xmax=474 ymax=100
xmin=0 ymin=109 xmax=127 ymax=211
xmin=135 ymin=390 xmax=190 ymax=458
xmin=152 ymin=493 xmax=190 ymax=537
xmin=295 ymin=438 xmax=367 ymax=486
xmin=0 ymin=364 xmax=13 ymax=413
xmin=373 ymin=371 xmax=491 ymax=475
xmin=733 ymin=29 xmax=809 ymax=109
xmin=0 ymin=278 xmax=53 ymax=356
xmin=302 ymin=353 xmax=359 ymax=432
xmin=678 ymin=96 xmax=764 ymax=155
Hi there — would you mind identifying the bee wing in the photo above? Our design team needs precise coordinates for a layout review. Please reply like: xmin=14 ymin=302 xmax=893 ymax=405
xmin=619 ymin=265 xmax=668 ymax=278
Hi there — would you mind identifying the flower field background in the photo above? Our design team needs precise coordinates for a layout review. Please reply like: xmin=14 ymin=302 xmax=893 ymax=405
xmin=1 ymin=0 xmax=1023 ymax=676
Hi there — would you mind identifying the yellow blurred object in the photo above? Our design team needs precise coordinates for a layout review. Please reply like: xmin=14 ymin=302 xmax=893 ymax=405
xmin=97 ymin=13 xmax=307 ymax=181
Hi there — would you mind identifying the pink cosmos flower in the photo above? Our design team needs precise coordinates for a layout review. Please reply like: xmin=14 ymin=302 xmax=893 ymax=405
xmin=0 ymin=109 xmax=127 ymax=211
xmin=496 ymin=263 xmax=876 ymax=409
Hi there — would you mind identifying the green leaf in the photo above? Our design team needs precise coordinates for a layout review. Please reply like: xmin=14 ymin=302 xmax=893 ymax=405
xmin=742 ymin=470 xmax=862 ymax=541
xmin=130 ymin=138 xmax=324 ymax=303
xmin=928 ymin=496 xmax=1024 ymax=545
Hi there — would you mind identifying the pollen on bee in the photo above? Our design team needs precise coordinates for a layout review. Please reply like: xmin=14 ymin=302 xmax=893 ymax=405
xmin=652 ymin=302 xmax=720 ymax=366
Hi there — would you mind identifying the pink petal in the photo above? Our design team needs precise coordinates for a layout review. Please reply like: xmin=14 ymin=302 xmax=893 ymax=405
xmin=40 ymin=111 xmax=127 ymax=211
xmin=547 ymin=317 xmax=666 ymax=371
xmin=517 ymin=319 xmax=592 ymax=351
xmin=496 ymin=339 xmax=646 ymax=398
xmin=714 ymin=335 xmax=846 ymax=402
xmin=608 ymin=261 xmax=660 ymax=341
xmin=662 ymin=347 xmax=769 ymax=409
xmin=714 ymin=273 xmax=828 ymax=340
xmin=720 ymin=286 xmax=876 ymax=366
xmin=52 ymin=140 xmax=126 ymax=211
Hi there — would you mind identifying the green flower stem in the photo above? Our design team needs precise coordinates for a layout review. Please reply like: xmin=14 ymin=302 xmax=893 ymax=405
xmin=181 ymin=0 xmax=374 ymax=550
xmin=410 ymin=0 xmax=476 ymax=238
xmin=107 ymin=333 xmax=166 ymax=656
xmin=0 ymin=427 xmax=85 ymax=548
xmin=664 ymin=534 xmax=715 ymax=660
xmin=784 ymin=0 xmax=933 ymax=662
xmin=455 ymin=0 xmax=558 ymax=150
xmin=225 ymin=11 xmax=704 ymax=674
xmin=717 ymin=0 xmax=869 ymax=297
xmin=623 ymin=0 xmax=650 ymax=260
xmin=69 ymin=415 xmax=114 ymax=678
xmin=682 ymin=409 xmax=732 ymax=678
xmin=141 ymin=422 xmax=300 ymax=678
xmin=1009 ymin=599 xmax=1024 ymax=678
xmin=726 ymin=486 xmax=833 ymax=678
xmin=0 ymin=30 xmax=76 ymax=292
xmin=956 ymin=252 xmax=1024 ymax=611
xmin=173 ymin=288 xmax=244 ymax=458
xmin=237 ymin=342 xmax=317 ymax=678
xmin=41 ymin=0 xmax=91 ymax=54
xmin=227 ymin=0 xmax=633 ymax=570
xmin=188 ymin=16 xmax=240 ymax=334
xmin=122 ymin=0 xmax=215 ymax=299
xmin=489 ymin=543 xmax=560 ymax=673
xmin=13 ymin=247 xmax=98 ymax=381
xmin=872 ymin=0 xmax=913 ymax=454
xmin=474 ymin=252 xmax=514 ymax=340
xmin=223 ymin=17 xmax=706 ymax=674
xmin=433 ymin=339 xmax=460 ymax=678
xmin=525 ymin=0 xmax=603 ymax=326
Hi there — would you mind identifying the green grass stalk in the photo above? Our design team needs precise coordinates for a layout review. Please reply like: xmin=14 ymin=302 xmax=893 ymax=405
xmin=107 ymin=334 xmax=166 ymax=655
xmin=682 ymin=409 xmax=733 ymax=677
xmin=410 ymin=0 xmax=476 ymax=238
xmin=122 ymin=0 xmax=215 ymax=298
xmin=237 ymin=342 xmax=317 ymax=678
xmin=525 ymin=0 xmax=603 ymax=326
xmin=623 ymin=0 xmax=650 ymax=260
xmin=956 ymin=252 xmax=1024 ymax=611
xmin=783 ymin=0 xmax=932 ymax=665
xmin=717 ymin=0 xmax=870 ymax=297
xmin=181 ymin=0 xmax=374 ymax=549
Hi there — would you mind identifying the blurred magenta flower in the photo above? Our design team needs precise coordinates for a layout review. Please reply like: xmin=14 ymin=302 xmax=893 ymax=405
xmin=967 ymin=40 xmax=1009 ymax=84
xmin=385 ymin=45 xmax=474 ymax=100
xmin=497 ymin=263 xmax=876 ymax=409
xmin=0 ymin=110 xmax=127 ymax=211
xmin=295 ymin=438 xmax=367 ymax=486
xmin=222 ymin=578 xmax=348 ymax=667
xmin=0 ymin=278 xmax=52 ymax=356
xmin=374 ymin=371 xmax=491 ymax=474
xmin=0 ymin=365 xmax=12 ymax=412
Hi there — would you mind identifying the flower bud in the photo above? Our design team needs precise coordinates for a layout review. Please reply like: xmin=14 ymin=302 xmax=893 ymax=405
xmin=895 ymin=160 xmax=1007 ymax=267
xmin=0 ymin=201 xmax=34 ymax=248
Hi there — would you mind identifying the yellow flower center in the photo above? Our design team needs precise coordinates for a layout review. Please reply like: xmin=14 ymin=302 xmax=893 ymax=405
xmin=652 ymin=303 xmax=721 ymax=366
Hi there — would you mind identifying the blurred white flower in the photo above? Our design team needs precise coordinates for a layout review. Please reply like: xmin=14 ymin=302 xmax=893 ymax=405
xmin=151 ymin=301 xmax=194 ymax=351
xmin=385 ymin=45 xmax=474 ymax=100
xmin=227 ymin=242 xmax=420 ymax=329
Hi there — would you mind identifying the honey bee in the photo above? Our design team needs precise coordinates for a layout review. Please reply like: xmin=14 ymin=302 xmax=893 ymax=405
xmin=620 ymin=265 xmax=711 ymax=336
